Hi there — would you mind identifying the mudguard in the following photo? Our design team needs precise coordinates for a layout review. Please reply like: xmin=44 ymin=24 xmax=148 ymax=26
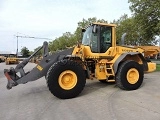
xmin=113 ymin=52 xmax=148 ymax=74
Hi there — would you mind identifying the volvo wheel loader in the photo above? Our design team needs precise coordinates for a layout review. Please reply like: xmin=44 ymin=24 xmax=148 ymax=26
xmin=5 ymin=54 xmax=19 ymax=65
xmin=4 ymin=23 xmax=156 ymax=99
xmin=0 ymin=56 xmax=6 ymax=63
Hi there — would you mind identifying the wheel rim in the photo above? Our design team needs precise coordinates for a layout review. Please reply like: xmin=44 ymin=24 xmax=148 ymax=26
xmin=127 ymin=68 xmax=139 ymax=84
xmin=58 ymin=70 xmax=77 ymax=90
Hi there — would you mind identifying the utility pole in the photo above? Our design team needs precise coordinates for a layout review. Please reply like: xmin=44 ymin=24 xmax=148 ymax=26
xmin=16 ymin=33 xmax=18 ymax=57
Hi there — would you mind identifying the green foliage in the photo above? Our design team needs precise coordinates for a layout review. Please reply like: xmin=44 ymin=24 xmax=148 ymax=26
xmin=113 ymin=14 xmax=139 ymax=45
xmin=74 ymin=17 xmax=108 ymax=42
xmin=29 ymin=51 xmax=34 ymax=55
xmin=49 ymin=32 xmax=77 ymax=52
xmin=21 ymin=47 xmax=30 ymax=57
xmin=49 ymin=17 xmax=108 ymax=52
xmin=39 ymin=1 xmax=160 ymax=51
xmin=129 ymin=0 xmax=160 ymax=45
xmin=29 ymin=0 xmax=160 ymax=52
xmin=156 ymin=64 xmax=160 ymax=71
xmin=34 ymin=46 xmax=42 ymax=56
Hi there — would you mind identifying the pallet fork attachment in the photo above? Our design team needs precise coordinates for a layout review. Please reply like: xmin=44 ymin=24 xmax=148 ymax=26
xmin=4 ymin=41 xmax=49 ymax=89
xmin=4 ymin=41 xmax=73 ymax=90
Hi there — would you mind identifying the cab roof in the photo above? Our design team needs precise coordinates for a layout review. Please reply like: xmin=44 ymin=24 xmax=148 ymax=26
xmin=93 ymin=22 xmax=117 ymax=27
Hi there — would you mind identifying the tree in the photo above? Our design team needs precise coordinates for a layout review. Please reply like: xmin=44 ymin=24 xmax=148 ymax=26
xmin=29 ymin=51 xmax=34 ymax=55
xmin=74 ymin=17 xmax=108 ymax=43
xmin=129 ymin=0 xmax=160 ymax=45
xmin=21 ymin=47 xmax=30 ymax=57
xmin=48 ymin=17 xmax=108 ymax=52
xmin=113 ymin=14 xmax=140 ymax=45
xmin=34 ymin=46 xmax=42 ymax=56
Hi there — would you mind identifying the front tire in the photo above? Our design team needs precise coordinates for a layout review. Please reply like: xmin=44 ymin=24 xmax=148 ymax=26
xmin=116 ymin=60 xmax=144 ymax=90
xmin=46 ymin=60 xmax=86 ymax=99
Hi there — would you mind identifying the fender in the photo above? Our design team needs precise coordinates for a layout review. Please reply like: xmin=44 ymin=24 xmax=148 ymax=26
xmin=113 ymin=52 xmax=148 ymax=74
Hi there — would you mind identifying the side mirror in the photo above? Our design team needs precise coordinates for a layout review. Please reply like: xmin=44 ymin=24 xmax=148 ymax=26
xmin=82 ymin=28 xmax=86 ymax=32
xmin=80 ymin=28 xmax=86 ymax=43
xmin=92 ymin=25 xmax=97 ymax=33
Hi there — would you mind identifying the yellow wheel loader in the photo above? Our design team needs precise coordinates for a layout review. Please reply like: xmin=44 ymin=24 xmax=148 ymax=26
xmin=0 ymin=56 xmax=6 ymax=63
xmin=4 ymin=23 xmax=156 ymax=99
xmin=136 ymin=46 xmax=160 ymax=59
xmin=5 ymin=54 xmax=19 ymax=65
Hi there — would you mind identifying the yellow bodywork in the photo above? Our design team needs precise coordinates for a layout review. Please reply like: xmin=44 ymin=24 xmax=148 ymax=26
xmin=71 ymin=23 xmax=156 ymax=80
xmin=72 ymin=44 xmax=155 ymax=80
xmin=5 ymin=55 xmax=19 ymax=65
xmin=95 ymin=62 xmax=107 ymax=80
xmin=136 ymin=46 xmax=160 ymax=57
xmin=58 ymin=70 xmax=77 ymax=90
xmin=146 ymin=62 xmax=156 ymax=73
xmin=127 ymin=68 xmax=139 ymax=84
xmin=6 ymin=58 xmax=19 ymax=65
xmin=0 ymin=56 xmax=6 ymax=62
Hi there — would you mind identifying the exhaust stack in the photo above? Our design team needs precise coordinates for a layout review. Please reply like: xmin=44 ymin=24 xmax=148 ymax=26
xmin=121 ymin=33 xmax=127 ymax=45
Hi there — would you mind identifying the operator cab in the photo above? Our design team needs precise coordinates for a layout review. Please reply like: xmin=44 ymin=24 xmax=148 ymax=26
xmin=82 ymin=23 xmax=114 ymax=53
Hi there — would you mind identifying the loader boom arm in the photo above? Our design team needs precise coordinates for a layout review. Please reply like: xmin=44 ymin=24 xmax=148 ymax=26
xmin=4 ymin=41 xmax=48 ymax=89
xmin=4 ymin=41 xmax=73 ymax=89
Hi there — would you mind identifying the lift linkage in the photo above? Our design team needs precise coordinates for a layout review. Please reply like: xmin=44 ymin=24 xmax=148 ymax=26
xmin=4 ymin=41 xmax=49 ymax=89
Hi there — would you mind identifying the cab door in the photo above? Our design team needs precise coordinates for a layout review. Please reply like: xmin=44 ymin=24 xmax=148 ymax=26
xmin=99 ymin=26 xmax=112 ymax=53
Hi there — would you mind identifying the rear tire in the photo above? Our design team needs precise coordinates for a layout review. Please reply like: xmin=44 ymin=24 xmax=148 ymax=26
xmin=46 ymin=60 xmax=86 ymax=99
xmin=116 ymin=60 xmax=144 ymax=90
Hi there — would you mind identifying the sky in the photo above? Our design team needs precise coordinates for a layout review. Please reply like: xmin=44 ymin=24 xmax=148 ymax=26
xmin=0 ymin=0 xmax=131 ymax=53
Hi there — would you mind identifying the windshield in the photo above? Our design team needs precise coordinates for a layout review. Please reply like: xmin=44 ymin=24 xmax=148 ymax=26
xmin=82 ymin=26 xmax=93 ymax=45
xmin=9 ymin=54 xmax=16 ymax=57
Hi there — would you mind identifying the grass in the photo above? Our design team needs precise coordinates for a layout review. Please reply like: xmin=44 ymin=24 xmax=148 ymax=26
xmin=156 ymin=64 xmax=160 ymax=71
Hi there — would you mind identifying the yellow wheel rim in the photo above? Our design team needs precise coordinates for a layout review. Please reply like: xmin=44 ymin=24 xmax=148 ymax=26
xmin=58 ymin=70 xmax=77 ymax=90
xmin=127 ymin=68 xmax=139 ymax=84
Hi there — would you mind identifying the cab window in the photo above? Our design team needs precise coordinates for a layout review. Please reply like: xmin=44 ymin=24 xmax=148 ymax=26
xmin=100 ymin=26 xmax=112 ymax=53
xmin=90 ymin=32 xmax=98 ymax=53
